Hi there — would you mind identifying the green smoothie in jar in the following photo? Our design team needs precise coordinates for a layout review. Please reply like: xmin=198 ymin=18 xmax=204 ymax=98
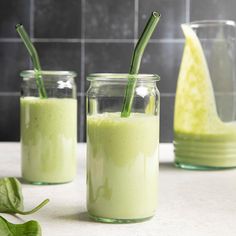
xmin=87 ymin=112 xmax=159 ymax=220
xmin=20 ymin=71 xmax=77 ymax=184
xmin=86 ymin=73 xmax=160 ymax=223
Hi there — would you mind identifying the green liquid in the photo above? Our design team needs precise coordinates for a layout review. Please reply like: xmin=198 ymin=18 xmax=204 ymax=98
xmin=87 ymin=112 xmax=159 ymax=221
xmin=21 ymin=97 xmax=77 ymax=184
xmin=174 ymin=126 xmax=236 ymax=168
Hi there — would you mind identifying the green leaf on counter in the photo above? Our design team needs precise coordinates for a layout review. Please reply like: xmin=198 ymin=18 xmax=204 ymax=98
xmin=0 ymin=216 xmax=41 ymax=236
xmin=0 ymin=177 xmax=49 ymax=215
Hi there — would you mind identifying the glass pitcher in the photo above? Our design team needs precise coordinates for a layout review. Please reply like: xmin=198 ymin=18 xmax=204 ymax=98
xmin=174 ymin=20 xmax=236 ymax=169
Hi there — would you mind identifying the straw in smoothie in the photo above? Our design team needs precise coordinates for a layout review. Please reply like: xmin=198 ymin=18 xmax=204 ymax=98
xmin=15 ymin=24 xmax=47 ymax=98
xmin=121 ymin=12 xmax=161 ymax=117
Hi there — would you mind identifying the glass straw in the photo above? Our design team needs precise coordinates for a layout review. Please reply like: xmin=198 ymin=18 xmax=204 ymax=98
xmin=121 ymin=12 xmax=160 ymax=117
xmin=15 ymin=24 xmax=47 ymax=98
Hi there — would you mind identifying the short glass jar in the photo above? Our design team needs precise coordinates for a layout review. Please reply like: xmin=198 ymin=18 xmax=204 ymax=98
xmin=20 ymin=70 xmax=77 ymax=184
xmin=86 ymin=73 xmax=160 ymax=223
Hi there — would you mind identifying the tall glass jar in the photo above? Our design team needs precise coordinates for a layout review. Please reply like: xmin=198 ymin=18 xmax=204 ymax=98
xmin=20 ymin=70 xmax=77 ymax=184
xmin=86 ymin=73 xmax=160 ymax=223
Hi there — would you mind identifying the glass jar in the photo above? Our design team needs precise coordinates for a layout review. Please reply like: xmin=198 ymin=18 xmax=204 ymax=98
xmin=174 ymin=20 xmax=236 ymax=169
xmin=86 ymin=73 xmax=160 ymax=223
xmin=20 ymin=70 xmax=77 ymax=184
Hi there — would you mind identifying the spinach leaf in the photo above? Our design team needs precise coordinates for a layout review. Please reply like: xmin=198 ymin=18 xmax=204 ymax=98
xmin=0 ymin=216 xmax=41 ymax=236
xmin=0 ymin=177 xmax=49 ymax=215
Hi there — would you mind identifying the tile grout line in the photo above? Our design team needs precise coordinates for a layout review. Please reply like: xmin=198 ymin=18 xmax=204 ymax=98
xmin=29 ymin=0 xmax=35 ymax=68
xmin=77 ymin=92 xmax=85 ymax=96
xmin=186 ymin=0 xmax=190 ymax=23
xmin=32 ymin=38 xmax=83 ymax=43
xmin=0 ymin=38 xmax=184 ymax=43
xmin=134 ymin=0 xmax=139 ymax=41
xmin=80 ymin=0 xmax=86 ymax=142
xmin=0 ymin=38 xmax=22 ymax=42
xmin=29 ymin=0 xmax=34 ymax=38
xmin=150 ymin=38 xmax=184 ymax=43
xmin=160 ymin=93 xmax=175 ymax=97
xmin=0 ymin=92 xmax=20 ymax=96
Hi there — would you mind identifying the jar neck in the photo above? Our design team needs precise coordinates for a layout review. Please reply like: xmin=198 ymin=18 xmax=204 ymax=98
xmin=21 ymin=71 xmax=77 ymax=99
xmin=87 ymin=73 xmax=160 ymax=83
xmin=89 ymin=80 xmax=158 ymax=92
xmin=22 ymin=76 xmax=76 ymax=84
xmin=20 ymin=70 xmax=77 ymax=78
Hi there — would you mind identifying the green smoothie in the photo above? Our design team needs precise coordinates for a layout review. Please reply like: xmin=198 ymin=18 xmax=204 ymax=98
xmin=21 ymin=97 xmax=77 ymax=184
xmin=87 ymin=112 xmax=159 ymax=221
xmin=174 ymin=126 xmax=236 ymax=168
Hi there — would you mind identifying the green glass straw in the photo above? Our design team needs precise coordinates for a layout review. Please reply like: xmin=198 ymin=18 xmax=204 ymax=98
xmin=121 ymin=12 xmax=160 ymax=117
xmin=15 ymin=24 xmax=47 ymax=98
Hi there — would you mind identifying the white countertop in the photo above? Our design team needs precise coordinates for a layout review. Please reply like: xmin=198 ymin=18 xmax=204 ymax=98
xmin=0 ymin=143 xmax=236 ymax=236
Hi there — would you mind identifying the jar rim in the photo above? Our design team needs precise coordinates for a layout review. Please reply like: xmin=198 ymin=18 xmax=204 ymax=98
xmin=20 ymin=70 xmax=77 ymax=78
xmin=186 ymin=20 xmax=236 ymax=28
xmin=87 ymin=73 xmax=160 ymax=82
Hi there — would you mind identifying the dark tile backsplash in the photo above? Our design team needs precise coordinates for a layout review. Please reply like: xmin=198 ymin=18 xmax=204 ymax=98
xmin=140 ymin=42 xmax=184 ymax=93
xmin=85 ymin=0 xmax=134 ymax=39
xmin=0 ymin=0 xmax=234 ymax=142
xmin=34 ymin=42 xmax=82 ymax=91
xmin=34 ymin=0 xmax=81 ymax=38
xmin=85 ymin=43 xmax=133 ymax=89
xmin=0 ymin=95 xmax=20 ymax=141
xmin=160 ymin=95 xmax=175 ymax=143
xmin=190 ymin=0 xmax=236 ymax=22
xmin=139 ymin=0 xmax=186 ymax=39
xmin=0 ymin=0 xmax=30 ymax=38
xmin=77 ymin=95 xmax=85 ymax=142
xmin=0 ymin=43 xmax=29 ymax=92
